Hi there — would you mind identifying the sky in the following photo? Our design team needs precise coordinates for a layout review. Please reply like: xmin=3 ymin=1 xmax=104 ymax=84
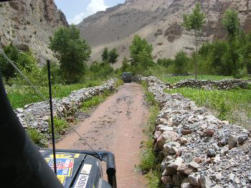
xmin=55 ymin=0 xmax=125 ymax=25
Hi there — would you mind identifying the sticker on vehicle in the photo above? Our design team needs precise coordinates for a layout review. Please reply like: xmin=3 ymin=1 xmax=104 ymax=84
xmin=45 ymin=154 xmax=75 ymax=185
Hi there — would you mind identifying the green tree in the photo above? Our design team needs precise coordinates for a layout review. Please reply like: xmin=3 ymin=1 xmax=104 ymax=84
xmin=242 ymin=33 xmax=251 ymax=74
xmin=129 ymin=35 xmax=153 ymax=73
xmin=223 ymin=39 xmax=243 ymax=77
xmin=183 ymin=3 xmax=205 ymax=79
xmin=173 ymin=51 xmax=189 ymax=74
xmin=222 ymin=9 xmax=243 ymax=77
xmin=49 ymin=26 xmax=91 ymax=83
xmin=222 ymin=9 xmax=240 ymax=39
xmin=208 ymin=41 xmax=228 ymax=75
xmin=108 ymin=48 xmax=119 ymax=64
xmin=102 ymin=47 xmax=109 ymax=62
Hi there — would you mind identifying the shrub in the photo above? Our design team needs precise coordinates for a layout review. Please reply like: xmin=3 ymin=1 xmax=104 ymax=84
xmin=0 ymin=44 xmax=44 ymax=85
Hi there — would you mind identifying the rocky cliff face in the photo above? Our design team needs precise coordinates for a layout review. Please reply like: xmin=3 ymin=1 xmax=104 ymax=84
xmin=0 ymin=0 xmax=67 ymax=65
xmin=78 ymin=0 xmax=251 ymax=65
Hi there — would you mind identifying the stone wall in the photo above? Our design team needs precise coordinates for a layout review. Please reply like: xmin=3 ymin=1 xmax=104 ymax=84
xmin=15 ymin=79 xmax=117 ymax=133
xmin=141 ymin=76 xmax=251 ymax=188
xmin=174 ymin=79 xmax=248 ymax=90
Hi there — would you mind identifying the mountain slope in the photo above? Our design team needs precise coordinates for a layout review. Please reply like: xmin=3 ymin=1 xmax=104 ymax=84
xmin=78 ymin=0 xmax=251 ymax=66
xmin=0 ymin=0 xmax=67 ymax=64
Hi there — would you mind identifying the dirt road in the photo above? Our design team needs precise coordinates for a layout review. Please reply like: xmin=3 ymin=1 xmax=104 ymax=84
xmin=56 ymin=83 xmax=149 ymax=187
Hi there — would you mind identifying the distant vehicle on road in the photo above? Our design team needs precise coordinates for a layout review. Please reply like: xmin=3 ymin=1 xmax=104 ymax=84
xmin=121 ymin=72 xmax=133 ymax=83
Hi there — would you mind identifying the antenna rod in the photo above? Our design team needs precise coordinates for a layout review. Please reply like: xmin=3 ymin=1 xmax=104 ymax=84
xmin=47 ymin=60 xmax=57 ymax=175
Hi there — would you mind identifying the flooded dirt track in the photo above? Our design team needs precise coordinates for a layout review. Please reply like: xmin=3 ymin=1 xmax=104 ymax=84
xmin=56 ymin=83 xmax=149 ymax=188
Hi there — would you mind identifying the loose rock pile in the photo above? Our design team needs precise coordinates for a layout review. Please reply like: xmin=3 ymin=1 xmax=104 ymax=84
xmin=141 ymin=76 xmax=251 ymax=188
xmin=174 ymin=79 xmax=248 ymax=90
xmin=15 ymin=79 xmax=117 ymax=133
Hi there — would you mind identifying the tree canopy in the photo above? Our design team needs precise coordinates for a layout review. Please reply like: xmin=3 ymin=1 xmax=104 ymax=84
xmin=222 ymin=9 xmax=240 ymax=38
xmin=102 ymin=48 xmax=109 ymax=62
xmin=102 ymin=48 xmax=119 ymax=64
xmin=50 ymin=26 xmax=91 ymax=83
xmin=183 ymin=3 xmax=205 ymax=31
xmin=130 ymin=35 xmax=153 ymax=68
xmin=183 ymin=3 xmax=205 ymax=79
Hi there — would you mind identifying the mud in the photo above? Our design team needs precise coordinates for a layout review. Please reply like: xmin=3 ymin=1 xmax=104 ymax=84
xmin=56 ymin=83 xmax=149 ymax=187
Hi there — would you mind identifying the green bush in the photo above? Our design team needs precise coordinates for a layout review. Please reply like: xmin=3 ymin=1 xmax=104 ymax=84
xmin=0 ymin=44 xmax=18 ymax=79
xmin=0 ymin=44 xmax=38 ymax=81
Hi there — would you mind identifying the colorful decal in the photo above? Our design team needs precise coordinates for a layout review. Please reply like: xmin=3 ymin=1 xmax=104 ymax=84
xmin=45 ymin=153 xmax=75 ymax=185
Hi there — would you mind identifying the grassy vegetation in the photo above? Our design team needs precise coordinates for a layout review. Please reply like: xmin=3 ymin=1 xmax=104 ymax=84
xmin=149 ymin=66 xmax=235 ymax=83
xmin=48 ymin=117 xmax=69 ymax=138
xmin=81 ymin=89 xmax=113 ymax=112
xmin=81 ymin=79 xmax=123 ymax=112
xmin=26 ymin=128 xmax=47 ymax=147
xmin=140 ymin=81 xmax=162 ymax=188
xmin=165 ymin=86 xmax=251 ymax=129
xmin=26 ymin=79 xmax=123 ymax=144
xmin=6 ymin=79 xmax=108 ymax=109
xmin=158 ymin=74 xmax=234 ymax=84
